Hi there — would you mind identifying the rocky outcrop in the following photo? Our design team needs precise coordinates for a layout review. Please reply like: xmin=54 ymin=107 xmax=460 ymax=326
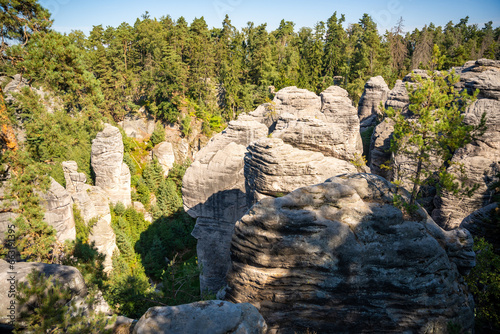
xmin=91 ymin=124 xmax=131 ymax=207
xmin=183 ymin=86 xmax=363 ymax=293
xmin=62 ymin=161 xmax=117 ymax=272
xmin=0 ymin=259 xmax=87 ymax=325
xmin=432 ymin=60 xmax=500 ymax=229
xmin=183 ymin=119 xmax=268 ymax=293
xmin=272 ymin=86 xmax=363 ymax=161
xmin=358 ymin=76 xmax=389 ymax=130
xmin=245 ymin=138 xmax=357 ymax=207
xmin=460 ymin=203 xmax=500 ymax=251
xmin=385 ymin=79 xmax=410 ymax=112
xmin=152 ymin=141 xmax=175 ymax=177
xmin=118 ymin=107 xmax=156 ymax=141
xmin=40 ymin=178 xmax=76 ymax=242
xmin=368 ymin=118 xmax=394 ymax=180
xmin=133 ymin=300 xmax=267 ymax=334
xmin=226 ymin=173 xmax=475 ymax=333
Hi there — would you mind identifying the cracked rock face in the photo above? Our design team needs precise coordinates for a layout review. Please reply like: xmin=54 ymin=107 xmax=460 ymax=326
xmin=245 ymin=138 xmax=357 ymax=208
xmin=358 ymin=76 xmax=389 ymax=130
xmin=432 ymin=60 xmax=500 ymax=229
xmin=40 ymin=178 xmax=76 ymax=242
xmin=91 ymin=124 xmax=131 ymax=207
xmin=62 ymin=161 xmax=118 ymax=273
xmin=226 ymin=173 xmax=475 ymax=334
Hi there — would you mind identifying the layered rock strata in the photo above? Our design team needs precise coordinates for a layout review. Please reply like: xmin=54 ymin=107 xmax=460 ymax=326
xmin=226 ymin=173 xmax=475 ymax=333
xmin=357 ymin=76 xmax=389 ymax=130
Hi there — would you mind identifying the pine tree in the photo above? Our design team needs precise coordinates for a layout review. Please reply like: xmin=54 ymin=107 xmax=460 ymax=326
xmin=385 ymin=71 xmax=486 ymax=207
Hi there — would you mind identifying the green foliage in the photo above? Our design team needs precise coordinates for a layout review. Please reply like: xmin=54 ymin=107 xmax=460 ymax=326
xmin=15 ymin=269 xmax=112 ymax=334
xmin=385 ymin=71 xmax=485 ymax=206
xmin=465 ymin=238 xmax=500 ymax=332
xmin=360 ymin=126 xmax=374 ymax=159
xmin=73 ymin=205 xmax=97 ymax=244
xmin=149 ymin=122 xmax=166 ymax=148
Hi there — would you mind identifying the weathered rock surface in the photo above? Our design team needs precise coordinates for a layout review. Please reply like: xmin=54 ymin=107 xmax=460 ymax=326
xmin=0 ymin=259 xmax=87 ymax=325
xmin=368 ymin=118 xmax=394 ymax=180
xmin=432 ymin=60 xmax=500 ymax=229
xmin=226 ymin=173 xmax=475 ymax=333
xmin=62 ymin=161 xmax=118 ymax=272
xmin=152 ymin=141 xmax=176 ymax=177
xmin=40 ymin=178 xmax=76 ymax=242
xmin=358 ymin=76 xmax=389 ymax=129
xmin=245 ymin=138 xmax=357 ymax=207
xmin=272 ymin=86 xmax=363 ymax=161
xmin=183 ymin=119 xmax=268 ymax=293
xmin=91 ymin=124 xmax=131 ymax=206
xmin=133 ymin=300 xmax=267 ymax=334
xmin=118 ymin=107 xmax=156 ymax=141
xmin=385 ymin=79 xmax=410 ymax=112
xmin=460 ymin=203 xmax=500 ymax=251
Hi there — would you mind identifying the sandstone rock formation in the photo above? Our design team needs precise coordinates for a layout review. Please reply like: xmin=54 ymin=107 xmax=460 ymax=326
xmin=183 ymin=86 xmax=363 ymax=293
xmin=133 ymin=300 xmax=267 ymax=334
xmin=91 ymin=124 xmax=131 ymax=206
xmin=245 ymin=138 xmax=357 ymax=207
xmin=152 ymin=141 xmax=176 ymax=177
xmin=368 ymin=118 xmax=394 ymax=180
xmin=357 ymin=76 xmax=389 ymax=130
xmin=432 ymin=60 xmax=500 ymax=229
xmin=226 ymin=173 xmax=475 ymax=333
xmin=183 ymin=119 xmax=268 ymax=293
xmin=272 ymin=86 xmax=363 ymax=161
xmin=118 ymin=107 xmax=156 ymax=141
xmin=460 ymin=203 xmax=499 ymax=251
xmin=62 ymin=161 xmax=118 ymax=272
xmin=0 ymin=259 xmax=87 ymax=325
xmin=40 ymin=178 xmax=76 ymax=242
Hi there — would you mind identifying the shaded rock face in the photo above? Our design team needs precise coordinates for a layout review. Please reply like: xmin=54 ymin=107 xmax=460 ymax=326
xmin=40 ymin=178 xmax=76 ymax=242
xmin=152 ymin=141 xmax=176 ymax=177
xmin=368 ymin=118 xmax=394 ymax=180
xmin=183 ymin=86 xmax=363 ymax=293
xmin=133 ymin=300 xmax=267 ymax=334
xmin=460 ymin=203 xmax=500 ymax=251
xmin=0 ymin=260 xmax=87 ymax=325
xmin=245 ymin=138 xmax=357 ymax=208
xmin=358 ymin=76 xmax=389 ymax=129
xmin=62 ymin=161 xmax=117 ymax=272
xmin=183 ymin=119 xmax=268 ymax=293
xmin=91 ymin=124 xmax=131 ymax=206
xmin=432 ymin=60 xmax=500 ymax=229
xmin=226 ymin=173 xmax=475 ymax=334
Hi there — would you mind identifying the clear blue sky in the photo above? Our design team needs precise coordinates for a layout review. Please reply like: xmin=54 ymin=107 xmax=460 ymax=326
xmin=40 ymin=0 xmax=500 ymax=36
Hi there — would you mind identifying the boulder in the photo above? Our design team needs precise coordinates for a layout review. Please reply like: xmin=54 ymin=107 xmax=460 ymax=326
xmin=358 ymin=76 xmax=389 ymax=129
xmin=245 ymin=137 xmax=357 ymax=207
xmin=385 ymin=79 xmax=409 ymax=112
xmin=91 ymin=124 xmax=131 ymax=206
xmin=40 ymin=178 xmax=76 ymax=242
xmin=183 ymin=119 xmax=268 ymax=293
xmin=152 ymin=141 xmax=176 ymax=177
xmin=133 ymin=300 xmax=267 ymax=334
xmin=226 ymin=173 xmax=475 ymax=333
xmin=0 ymin=260 xmax=87 ymax=325
xmin=432 ymin=60 xmax=500 ymax=229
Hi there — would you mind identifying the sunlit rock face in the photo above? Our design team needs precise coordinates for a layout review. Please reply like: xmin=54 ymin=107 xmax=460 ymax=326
xmin=432 ymin=59 xmax=500 ymax=230
xmin=91 ymin=123 xmax=131 ymax=207
xmin=226 ymin=173 xmax=475 ymax=334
